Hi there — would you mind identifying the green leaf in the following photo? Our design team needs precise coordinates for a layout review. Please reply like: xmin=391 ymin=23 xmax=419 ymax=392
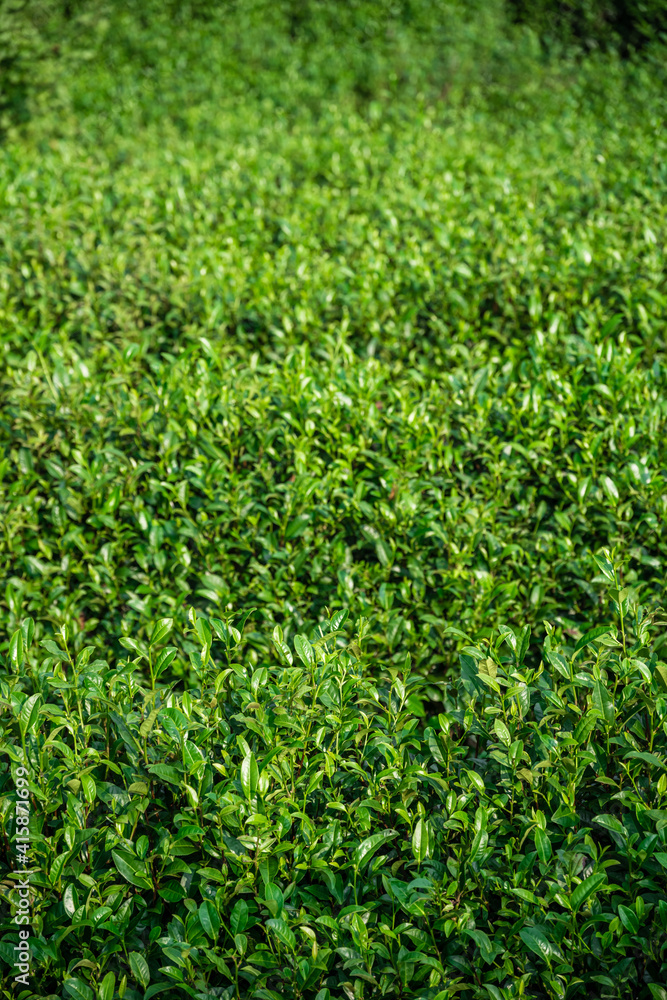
xmin=444 ymin=626 xmax=473 ymax=642
xmin=40 ymin=638 xmax=69 ymax=662
xmin=519 ymin=925 xmax=562 ymax=963
xmin=267 ymin=917 xmax=296 ymax=951
xmin=534 ymin=827 xmax=552 ymax=864
xmin=98 ymin=972 xmax=116 ymax=1000
xmin=241 ymin=752 xmax=259 ymax=798
xmin=148 ymin=763 xmax=182 ymax=785
xmin=112 ymin=850 xmax=152 ymax=889
xmin=617 ymin=904 xmax=639 ymax=935
xmin=474 ymin=805 xmax=488 ymax=833
xmin=64 ymin=979 xmax=94 ymax=1000
xmin=573 ymin=626 xmax=614 ymax=656
xmin=493 ymin=718 xmax=511 ymax=746
xmin=593 ymin=550 xmax=616 ymax=582
xmin=199 ymin=899 xmax=220 ymax=938
xmin=602 ymin=476 xmax=619 ymax=503
xmin=353 ymin=829 xmax=398 ymax=869
xmin=593 ymin=814 xmax=627 ymax=839
xmin=330 ymin=609 xmax=349 ymax=631
xmin=577 ymin=476 xmax=591 ymax=502
xmin=574 ymin=711 xmax=599 ymax=744
xmin=516 ymin=625 xmax=531 ymax=666
xmin=411 ymin=818 xmax=429 ymax=864
xmin=375 ymin=536 xmax=392 ymax=567
xmin=624 ymin=750 xmax=666 ymax=769
xmin=273 ymin=636 xmax=293 ymax=666
xmin=119 ymin=636 xmax=146 ymax=659
xmin=143 ymin=980 xmax=174 ymax=1000
xmin=154 ymin=646 xmax=178 ymax=678
xmin=236 ymin=607 xmax=257 ymax=636
xmin=508 ymin=739 xmax=524 ymax=766
xmin=129 ymin=951 xmax=150 ymax=989
xmin=9 ymin=629 xmax=23 ymax=668
xmin=63 ymin=883 xmax=79 ymax=918
xmin=81 ymin=773 xmax=96 ymax=804
xmin=143 ymin=985 xmax=174 ymax=1000
xmin=592 ymin=680 xmax=615 ymax=724
xmin=655 ymin=663 xmax=667 ymax=694
xmin=19 ymin=693 xmax=41 ymax=735
xmin=570 ymin=872 xmax=606 ymax=911
xmin=230 ymin=899 xmax=248 ymax=934
xmin=464 ymin=768 xmax=485 ymax=795
xmin=150 ymin=617 xmax=174 ymax=646
xmin=263 ymin=882 xmax=284 ymax=918
xmin=285 ymin=514 xmax=310 ymax=539
xmin=76 ymin=645 xmax=96 ymax=668
xmin=20 ymin=617 xmax=34 ymax=651
xmin=463 ymin=928 xmax=495 ymax=963
xmin=109 ymin=711 xmax=143 ymax=754
xmin=183 ymin=740 xmax=206 ymax=775
xmin=140 ymin=708 xmax=160 ymax=740
xmin=294 ymin=634 xmax=315 ymax=667
xmin=210 ymin=619 xmax=241 ymax=646
xmin=512 ymin=887 xmax=538 ymax=905
xmin=195 ymin=616 xmax=212 ymax=650
xmin=468 ymin=826 xmax=488 ymax=864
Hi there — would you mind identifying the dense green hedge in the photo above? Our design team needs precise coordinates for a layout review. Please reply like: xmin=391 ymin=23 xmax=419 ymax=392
xmin=2 ymin=567 xmax=667 ymax=998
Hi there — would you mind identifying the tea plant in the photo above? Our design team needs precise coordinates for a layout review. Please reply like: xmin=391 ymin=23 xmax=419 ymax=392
xmin=1 ymin=6 xmax=667 ymax=998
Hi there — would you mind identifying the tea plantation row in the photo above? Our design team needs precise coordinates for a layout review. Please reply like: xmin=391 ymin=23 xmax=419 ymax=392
xmin=1 ymin=7 xmax=667 ymax=999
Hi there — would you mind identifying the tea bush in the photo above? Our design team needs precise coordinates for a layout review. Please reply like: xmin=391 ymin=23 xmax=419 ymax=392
xmin=1 ymin=3 xmax=667 ymax=997
xmin=2 ymin=554 xmax=667 ymax=998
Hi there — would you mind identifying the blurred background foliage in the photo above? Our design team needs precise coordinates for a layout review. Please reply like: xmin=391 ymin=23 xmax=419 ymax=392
xmin=2 ymin=0 xmax=667 ymax=135
xmin=1 ymin=0 xmax=666 ymax=692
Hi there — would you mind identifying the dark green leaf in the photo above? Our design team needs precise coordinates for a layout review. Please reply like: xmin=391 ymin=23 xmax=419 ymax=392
xmin=574 ymin=626 xmax=614 ymax=656
xmin=519 ymin=926 xmax=562 ymax=962
xmin=112 ymin=851 xmax=152 ymax=889
xmin=353 ymin=829 xmax=398 ymax=869
xmin=129 ymin=951 xmax=150 ymax=989
xmin=98 ymin=972 xmax=115 ymax=1000
xmin=240 ymin=752 xmax=259 ymax=798
xmin=570 ymin=872 xmax=606 ymax=911
xmin=150 ymin=617 xmax=174 ymax=646
xmin=9 ymin=629 xmax=23 ymax=668
xmin=617 ymin=904 xmax=639 ymax=935
xmin=63 ymin=979 xmax=94 ymax=1000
